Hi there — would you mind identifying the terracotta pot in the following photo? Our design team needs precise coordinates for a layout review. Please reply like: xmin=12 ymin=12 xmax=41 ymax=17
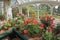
xmin=1 ymin=18 xmax=4 ymax=21
xmin=2 ymin=27 xmax=5 ymax=30
xmin=31 ymin=34 xmax=38 ymax=38
xmin=7 ymin=26 xmax=11 ymax=30
xmin=0 ymin=30 xmax=5 ymax=34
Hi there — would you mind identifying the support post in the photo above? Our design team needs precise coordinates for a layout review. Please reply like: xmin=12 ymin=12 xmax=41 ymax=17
xmin=50 ymin=6 xmax=54 ymax=16
xmin=27 ymin=10 xmax=29 ymax=17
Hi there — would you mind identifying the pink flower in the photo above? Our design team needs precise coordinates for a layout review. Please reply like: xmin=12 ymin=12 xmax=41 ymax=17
xmin=40 ymin=23 xmax=45 ymax=27
xmin=52 ymin=24 xmax=55 ymax=26
xmin=48 ymin=27 xmax=53 ymax=31
xmin=50 ymin=21 xmax=53 ymax=24
xmin=50 ymin=17 xmax=55 ymax=21
xmin=52 ymin=18 xmax=55 ymax=20
xmin=23 ymin=30 xmax=28 ymax=34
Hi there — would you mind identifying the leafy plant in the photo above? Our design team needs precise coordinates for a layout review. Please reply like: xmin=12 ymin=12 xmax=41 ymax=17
xmin=56 ymin=34 xmax=60 ymax=40
xmin=39 ymin=15 xmax=55 ymax=31
xmin=23 ymin=18 xmax=40 ymax=35
xmin=54 ymin=24 xmax=60 ymax=35
xmin=42 ymin=30 xmax=53 ymax=40
xmin=3 ymin=21 xmax=11 ymax=29
xmin=0 ymin=14 xmax=5 ymax=20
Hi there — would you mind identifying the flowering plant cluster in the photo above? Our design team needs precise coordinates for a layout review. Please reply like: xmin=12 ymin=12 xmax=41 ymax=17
xmin=39 ymin=15 xmax=56 ymax=40
xmin=23 ymin=18 xmax=40 ymax=35
xmin=1 ymin=12 xmax=60 ymax=40
xmin=39 ymin=15 xmax=55 ymax=31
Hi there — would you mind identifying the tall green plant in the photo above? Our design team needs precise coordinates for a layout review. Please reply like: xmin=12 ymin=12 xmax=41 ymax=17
xmin=42 ymin=30 xmax=53 ymax=40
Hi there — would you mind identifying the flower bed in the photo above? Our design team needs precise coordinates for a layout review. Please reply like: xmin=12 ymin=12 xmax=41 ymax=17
xmin=0 ymin=13 xmax=60 ymax=40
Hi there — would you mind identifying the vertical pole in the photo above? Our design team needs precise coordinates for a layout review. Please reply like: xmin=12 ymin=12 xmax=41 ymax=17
xmin=2 ymin=2 xmax=4 ymax=15
xmin=7 ymin=6 xmax=13 ymax=20
xmin=37 ymin=4 xmax=40 ymax=21
xmin=27 ymin=10 xmax=29 ymax=17
xmin=19 ymin=7 xmax=22 ymax=14
xmin=21 ymin=7 xmax=22 ymax=14
xmin=37 ymin=10 xmax=39 ymax=21
xmin=51 ymin=6 xmax=53 ymax=16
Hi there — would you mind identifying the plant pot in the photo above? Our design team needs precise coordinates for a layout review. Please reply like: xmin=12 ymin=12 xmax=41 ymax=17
xmin=0 ymin=29 xmax=5 ymax=34
xmin=1 ymin=18 xmax=4 ymax=21
xmin=7 ymin=26 xmax=11 ymax=30
xmin=31 ymin=34 xmax=38 ymax=38
xmin=2 ymin=27 xmax=6 ymax=30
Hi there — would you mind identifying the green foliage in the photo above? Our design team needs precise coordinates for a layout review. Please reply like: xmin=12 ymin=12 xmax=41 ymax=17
xmin=54 ymin=24 xmax=60 ymax=35
xmin=0 ymin=14 xmax=5 ymax=19
xmin=54 ymin=6 xmax=60 ymax=15
xmin=24 ymin=23 xmax=40 ymax=35
xmin=42 ymin=30 xmax=53 ymax=40
xmin=3 ymin=21 xmax=11 ymax=28
xmin=22 ymin=5 xmax=37 ymax=18
xmin=56 ymin=34 xmax=60 ymax=40
xmin=40 ymin=4 xmax=50 ymax=13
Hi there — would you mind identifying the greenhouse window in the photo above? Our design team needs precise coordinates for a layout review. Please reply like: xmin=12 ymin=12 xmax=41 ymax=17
xmin=0 ymin=1 xmax=4 ymax=14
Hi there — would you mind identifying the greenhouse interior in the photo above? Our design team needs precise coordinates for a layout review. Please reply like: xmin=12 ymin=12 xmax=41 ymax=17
xmin=0 ymin=0 xmax=60 ymax=40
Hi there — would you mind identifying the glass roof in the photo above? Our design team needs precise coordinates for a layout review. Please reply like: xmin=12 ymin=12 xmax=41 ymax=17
xmin=11 ymin=0 xmax=60 ymax=6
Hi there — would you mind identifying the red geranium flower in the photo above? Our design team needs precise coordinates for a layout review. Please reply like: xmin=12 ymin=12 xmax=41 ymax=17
xmin=24 ymin=18 xmax=31 ymax=24
xmin=48 ymin=27 xmax=53 ymax=31
xmin=33 ymin=19 xmax=38 ymax=24
xmin=24 ymin=19 xmax=28 ymax=25
xmin=27 ymin=18 xmax=31 ymax=23
xmin=45 ymin=16 xmax=49 ymax=19
xmin=40 ymin=23 xmax=45 ymax=27
xmin=23 ymin=30 xmax=28 ymax=34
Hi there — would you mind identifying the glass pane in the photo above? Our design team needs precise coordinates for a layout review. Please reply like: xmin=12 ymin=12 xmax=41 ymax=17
xmin=22 ymin=6 xmax=28 ymax=18
xmin=12 ymin=7 xmax=19 ymax=18
xmin=53 ymin=5 xmax=60 ymax=18
xmin=0 ymin=2 xmax=3 ymax=14
xmin=11 ymin=0 xmax=18 ymax=6
xmin=28 ymin=4 xmax=38 ymax=19
xmin=39 ymin=4 xmax=50 ymax=16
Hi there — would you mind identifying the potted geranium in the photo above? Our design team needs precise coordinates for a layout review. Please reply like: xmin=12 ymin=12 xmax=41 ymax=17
xmin=39 ymin=15 xmax=55 ymax=31
xmin=39 ymin=15 xmax=55 ymax=40
xmin=23 ymin=18 xmax=40 ymax=38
